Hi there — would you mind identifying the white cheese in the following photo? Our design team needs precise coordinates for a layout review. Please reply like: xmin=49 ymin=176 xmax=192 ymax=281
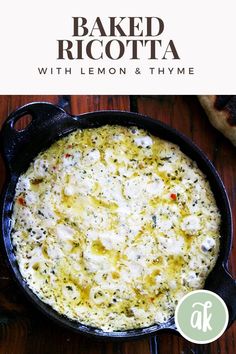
xmin=112 ymin=134 xmax=123 ymax=141
xmin=123 ymin=261 xmax=144 ymax=279
xmin=156 ymin=218 xmax=173 ymax=232
xmin=56 ymin=224 xmax=75 ymax=242
xmin=184 ymin=271 xmax=201 ymax=288
xmin=83 ymin=149 xmax=100 ymax=165
xmin=124 ymin=176 xmax=145 ymax=199
xmin=90 ymin=287 xmax=109 ymax=305
xmin=46 ymin=244 xmax=64 ymax=260
xmin=84 ymin=250 xmax=111 ymax=273
xmin=131 ymin=307 xmax=147 ymax=319
xmin=155 ymin=275 xmax=163 ymax=288
xmin=201 ymin=237 xmax=216 ymax=252
xmin=134 ymin=136 xmax=153 ymax=148
xmin=64 ymin=185 xmax=75 ymax=196
xmin=146 ymin=177 xmax=164 ymax=196
xmin=158 ymin=162 xmax=173 ymax=173
xmin=98 ymin=231 xmax=124 ymax=250
xmin=169 ymin=280 xmax=177 ymax=289
xmin=158 ymin=236 xmax=184 ymax=255
xmin=155 ymin=311 xmax=165 ymax=323
xmin=25 ymin=191 xmax=38 ymax=205
xmin=16 ymin=176 xmax=30 ymax=193
xmin=34 ymin=159 xmax=49 ymax=178
xmin=181 ymin=215 xmax=201 ymax=235
xmin=62 ymin=284 xmax=80 ymax=300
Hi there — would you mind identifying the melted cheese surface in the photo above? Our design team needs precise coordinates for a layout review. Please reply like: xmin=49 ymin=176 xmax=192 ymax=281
xmin=11 ymin=125 xmax=221 ymax=331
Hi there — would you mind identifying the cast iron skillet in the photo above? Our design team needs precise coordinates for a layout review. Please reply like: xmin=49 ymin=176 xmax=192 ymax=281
xmin=0 ymin=102 xmax=236 ymax=341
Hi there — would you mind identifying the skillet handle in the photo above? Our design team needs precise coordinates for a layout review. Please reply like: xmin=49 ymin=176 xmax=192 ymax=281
xmin=206 ymin=264 xmax=236 ymax=326
xmin=0 ymin=102 xmax=74 ymax=173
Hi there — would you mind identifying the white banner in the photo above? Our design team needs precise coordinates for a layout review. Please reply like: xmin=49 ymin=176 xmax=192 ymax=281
xmin=0 ymin=0 xmax=236 ymax=94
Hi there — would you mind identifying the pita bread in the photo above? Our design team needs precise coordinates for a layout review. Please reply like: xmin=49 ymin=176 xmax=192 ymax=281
xmin=198 ymin=95 xmax=236 ymax=147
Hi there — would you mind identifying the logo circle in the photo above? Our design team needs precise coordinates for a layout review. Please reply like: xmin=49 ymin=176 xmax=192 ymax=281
xmin=175 ymin=290 xmax=229 ymax=344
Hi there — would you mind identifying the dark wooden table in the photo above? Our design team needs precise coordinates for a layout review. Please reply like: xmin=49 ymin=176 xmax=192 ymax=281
xmin=0 ymin=95 xmax=235 ymax=354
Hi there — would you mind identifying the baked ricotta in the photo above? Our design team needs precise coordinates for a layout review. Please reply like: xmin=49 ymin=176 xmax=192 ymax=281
xmin=11 ymin=125 xmax=221 ymax=331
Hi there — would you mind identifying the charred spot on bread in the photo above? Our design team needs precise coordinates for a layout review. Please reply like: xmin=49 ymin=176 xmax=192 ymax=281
xmin=215 ymin=95 xmax=236 ymax=126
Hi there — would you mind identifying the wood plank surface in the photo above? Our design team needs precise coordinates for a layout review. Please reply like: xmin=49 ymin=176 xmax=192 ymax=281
xmin=0 ymin=95 xmax=235 ymax=354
